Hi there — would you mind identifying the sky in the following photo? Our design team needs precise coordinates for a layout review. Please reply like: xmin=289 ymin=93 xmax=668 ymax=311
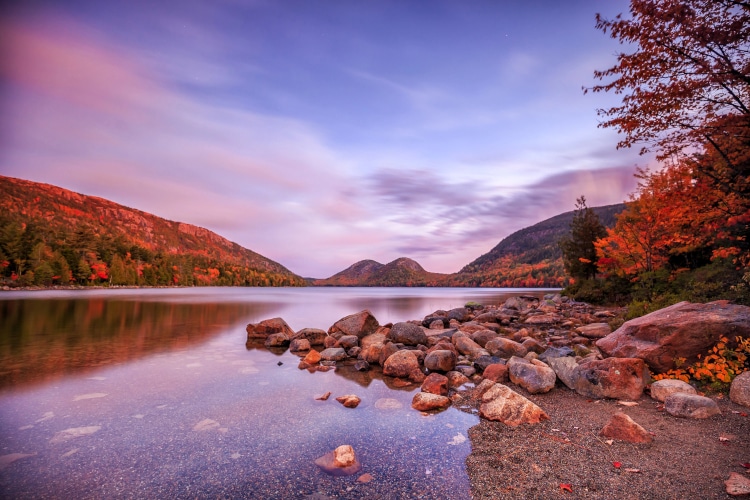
xmin=0 ymin=0 xmax=653 ymax=278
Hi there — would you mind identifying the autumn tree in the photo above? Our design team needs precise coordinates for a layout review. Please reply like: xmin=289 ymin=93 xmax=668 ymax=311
xmin=588 ymin=0 xmax=750 ymax=200
xmin=559 ymin=197 xmax=607 ymax=281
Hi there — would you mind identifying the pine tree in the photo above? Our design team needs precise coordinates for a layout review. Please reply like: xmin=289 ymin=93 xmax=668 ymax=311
xmin=559 ymin=197 xmax=607 ymax=281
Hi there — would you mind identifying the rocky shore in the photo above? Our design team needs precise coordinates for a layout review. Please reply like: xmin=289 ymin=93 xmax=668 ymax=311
xmin=246 ymin=295 xmax=750 ymax=498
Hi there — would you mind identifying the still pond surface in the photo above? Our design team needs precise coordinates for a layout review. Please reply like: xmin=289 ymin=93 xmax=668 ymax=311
xmin=0 ymin=287 xmax=550 ymax=499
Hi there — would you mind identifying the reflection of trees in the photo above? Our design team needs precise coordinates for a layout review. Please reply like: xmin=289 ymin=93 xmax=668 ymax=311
xmin=0 ymin=299 xmax=264 ymax=389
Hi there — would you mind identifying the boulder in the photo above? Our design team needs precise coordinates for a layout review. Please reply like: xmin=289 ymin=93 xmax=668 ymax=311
xmin=547 ymin=356 xmax=579 ymax=390
xmin=665 ymin=393 xmax=721 ymax=418
xmin=507 ymin=357 xmax=556 ymax=394
xmin=428 ymin=319 xmax=445 ymax=330
xmin=521 ymin=338 xmax=545 ymax=354
xmin=573 ymin=358 xmax=650 ymax=400
xmin=378 ymin=343 xmax=400 ymax=367
xmin=649 ymin=379 xmax=697 ymax=402
xmin=474 ymin=355 xmax=504 ymax=373
xmin=447 ymin=307 xmax=471 ymax=322
xmin=359 ymin=343 xmax=384 ymax=364
xmin=424 ymin=350 xmax=457 ymax=372
xmin=328 ymin=310 xmax=380 ymax=339
xmin=729 ymin=370 xmax=750 ymax=408
xmin=264 ymin=332 xmax=290 ymax=348
xmin=246 ymin=317 xmax=295 ymax=340
xmin=446 ymin=370 xmax=470 ymax=388
xmin=421 ymin=372 xmax=449 ymax=396
xmin=303 ymin=349 xmax=322 ymax=364
xmin=412 ymin=392 xmax=451 ymax=411
xmin=470 ymin=329 xmax=498 ymax=347
xmin=319 ymin=347 xmax=347 ymax=362
xmin=335 ymin=395 xmax=361 ymax=408
xmin=314 ymin=445 xmax=362 ymax=476
xmin=482 ymin=363 xmax=509 ymax=383
xmin=576 ymin=323 xmax=612 ymax=339
xmin=599 ymin=412 xmax=653 ymax=443
xmin=596 ymin=301 xmax=750 ymax=373
xmin=383 ymin=350 xmax=421 ymax=379
xmin=538 ymin=346 xmax=574 ymax=363
xmin=291 ymin=328 xmax=328 ymax=346
xmin=387 ymin=322 xmax=428 ymax=346
xmin=289 ymin=338 xmax=311 ymax=352
xmin=360 ymin=330 xmax=387 ymax=349
xmin=336 ymin=335 xmax=359 ymax=349
xmin=479 ymin=383 xmax=549 ymax=426
xmin=453 ymin=334 xmax=489 ymax=359
xmin=485 ymin=337 xmax=528 ymax=359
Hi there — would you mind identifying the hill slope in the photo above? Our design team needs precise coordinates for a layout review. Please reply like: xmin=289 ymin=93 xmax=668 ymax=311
xmin=314 ymin=257 xmax=448 ymax=286
xmin=0 ymin=175 xmax=305 ymax=287
xmin=446 ymin=203 xmax=625 ymax=287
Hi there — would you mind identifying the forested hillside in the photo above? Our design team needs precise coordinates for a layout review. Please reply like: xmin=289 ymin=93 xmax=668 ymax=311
xmin=0 ymin=175 xmax=306 ymax=287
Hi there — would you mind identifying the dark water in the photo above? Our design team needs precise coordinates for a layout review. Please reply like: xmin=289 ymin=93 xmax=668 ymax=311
xmin=0 ymin=287 xmax=551 ymax=499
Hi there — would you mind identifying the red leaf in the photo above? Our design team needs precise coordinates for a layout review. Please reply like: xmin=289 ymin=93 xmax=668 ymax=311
xmin=560 ymin=483 xmax=573 ymax=493
xmin=613 ymin=462 xmax=622 ymax=469
xmin=741 ymin=463 xmax=750 ymax=469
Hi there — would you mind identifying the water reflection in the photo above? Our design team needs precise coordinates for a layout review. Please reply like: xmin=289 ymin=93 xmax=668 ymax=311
xmin=0 ymin=299 xmax=271 ymax=389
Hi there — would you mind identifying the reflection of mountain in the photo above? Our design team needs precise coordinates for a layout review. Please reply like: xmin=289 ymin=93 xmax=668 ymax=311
xmin=0 ymin=299 xmax=266 ymax=389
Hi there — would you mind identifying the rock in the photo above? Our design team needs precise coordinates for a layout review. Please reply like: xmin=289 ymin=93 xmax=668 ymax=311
xmin=361 ymin=329 xmax=388 ymax=349
xmin=479 ymin=383 xmax=549 ymax=426
xmin=303 ymin=349 xmax=322 ymax=364
xmin=729 ymin=370 xmax=750 ymax=408
xmin=357 ymin=473 xmax=375 ymax=484
xmin=336 ymin=335 xmax=359 ymax=349
xmin=596 ymin=301 xmax=750 ymax=373
xmin=474 ymin=355 xmax=504 ymax=373
xmin=725 ymin=472 xmax=750 ymax=496
xmin=315 ymin=391 xmax=331 ymax=401
xmin=649 ymin=379 xmax=697 ymax=402
xmin=315 ymin=445 xmax=362 ymax=476
xmin=538 ymin=346 xmax=574 ymax=363
xmin=454 ymin=365 xmax=476 ymax=378
xmin=387 ymin=322 xmax=428 ymax=346
xmin=383 ymin=350 xmax=420 ymax=379
xmin=524 ymin=313 xmax=561 ymax=325
xmin=328 ymin=310 xmax=380 ymax=339
xmin=246 ymin=317 xmax=295 ymax=340
xmin=411 ymin=392 xmax=451 ymax=411
xmin=665 ymin=393 xmax=721 ymax=418
xmin=289 ymin=338 xmax=311 ymax=352
xmin=576 ymin=323 xmax=612 ymax=339
xmin=264 ymin=332 xmax=290 ymax=348
xmin=424 ymin=350 xmax=457 ymax=372
xmin=429 ymin=319 xmax=445 ymax=330
xmin=374 ymin=398 xmax=402 ymax=410
xmin=453 ymin=334 xmax=489 ymax=359
xmin=521 ymin=338 xmax=545 ymax=354
xmin=323 ymin=336 xmax=338 ymax=348
xmin=421 ymin=372 xmax=448 ymax=396
xmin=446 ymin=371 xmax=470 ymax=388
xmin=573 ymin=358 xmax=650 ymax=400
xmin=291 ymin=328 xmax=328 ymax=346
xmin=319 ymin=347 xmax=348 ymax=362
xmin=354 ymin=359 xmax=370 ymax=371
xmin=599 ymin=412 xmax=653 ymax=443
xmin=378 ymin=343 xmax=400 ymax=367
xmin=447 ymin=307 xmax=470 ymax=322
xmin=485 ymin=337 xmax=528 ymax=359
xmin=347 ymin=346 xmax=361 ymax=358
xmin=547 ymin=356 xmax=579 ymax=390
xmin=482 ymin=363 xmax=509 ymax=383
xmin=336 ymin=395 xmax=361 ymax=408
xmin=507 ymin=356 xmax=556 ymax=394
xmin=471 ymin=329 xmax=498 ymax=347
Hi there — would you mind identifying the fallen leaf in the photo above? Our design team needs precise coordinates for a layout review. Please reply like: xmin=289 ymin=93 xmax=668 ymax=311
xmin=613 ymin=462 xmax=622 ymax=469
xmin=741 ymin=463 xmax=750 ymax=469
xmin=719 ymin=436 xmax=730 ymax=442
xmin=617 ymin=401 xmax=639 ymax=407
xmin=624 ymin=468 xmax=641 ymax=473
xmin=741 ymin=413 xmax=748 ymax=417
xmin=560 ymin=483 xmax=573 ymax=493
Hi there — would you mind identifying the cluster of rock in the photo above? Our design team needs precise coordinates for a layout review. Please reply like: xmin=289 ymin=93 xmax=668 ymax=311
xmin=246 ymin=296 xmax=750 ymax=429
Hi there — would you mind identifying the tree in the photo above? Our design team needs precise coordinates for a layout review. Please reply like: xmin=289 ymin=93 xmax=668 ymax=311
xmin=588 ymin=0 xmax=750 ymax=198
xmin=559 ymin=197 xmax=608 ymax=281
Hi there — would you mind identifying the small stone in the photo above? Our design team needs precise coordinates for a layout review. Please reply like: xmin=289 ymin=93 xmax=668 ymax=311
xmin=729 ymin=370 xmax=750 ymax=408
xmin=303 ymin=349 xmax=322 ymax=364
xmin=650 ymin=379 xmax=697 ymax=402
xmin=335 ymin=395 xmax=361 ymax=408
xmin=599 ymin=412 xmax=653 ymax=443
xmin=446 ymin=370 xmax=470 ymax=388
xmin=421 ymin=372 xmax=449 ymax=396
xmin=315 ymin=391 xmax=331 ymax=401
xmin=411 ymin=392 xmax=451 ymax=411
xmin=479 ymin=384 xmax=549 ymax=426
xmin=315 ymin=445 xmax=362 ymax=476
xmin=354 ymin=359 xmax=370 ymax=371
xmin=357 ymin=473 xmax=375 ymax=483
xmin=507 ymin=356 xmax=557 ymax=394
xmin=319 ymin=347 xmax=347 ymax=362
xmin=725 ymin=472 xmax=750 ymax=496
xmin=482 ymin=363 xmax=509 ymax=383
xmin=289 ymin=338 xmax=311 ymax=352
xmin=576 ymin=323 xmax=612 ymax=339
xmin=424 ymin=350 xmax=457 ymax=372
xmin=665 ymin=393 xmax=721 ymax=418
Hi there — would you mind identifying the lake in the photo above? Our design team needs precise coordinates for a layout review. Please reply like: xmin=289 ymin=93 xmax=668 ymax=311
xmin=0 ymin=287 xmax=552 ymax=499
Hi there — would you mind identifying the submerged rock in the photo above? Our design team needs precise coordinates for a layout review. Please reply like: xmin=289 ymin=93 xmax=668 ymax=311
xmin=315 ymin=445 xmax=362 ymax=476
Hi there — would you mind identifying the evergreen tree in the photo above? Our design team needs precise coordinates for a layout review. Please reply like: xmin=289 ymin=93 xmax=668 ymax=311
xmin=559 ymin=196 xmax=607 ymax=281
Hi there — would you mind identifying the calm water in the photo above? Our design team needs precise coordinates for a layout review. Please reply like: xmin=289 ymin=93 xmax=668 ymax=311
xmin=0 ymin=287 xmax=551 ymax=499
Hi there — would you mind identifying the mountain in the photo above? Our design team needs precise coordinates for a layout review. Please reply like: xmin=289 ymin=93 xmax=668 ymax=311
xmin=0 ymin=175 xmax=306 ymax=287
xmin=314 ymin=257 xmax=448 ymax=286
xmin=445 ymin=203 xmax=626 ymax=287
